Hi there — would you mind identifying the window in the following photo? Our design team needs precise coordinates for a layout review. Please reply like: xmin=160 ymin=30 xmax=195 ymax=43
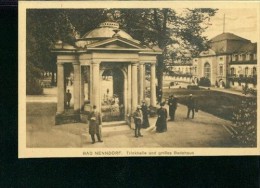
xmin=204 ymin=63 xmax=211 ymax=79
xmin=250 ymin=54 xmax=254 ymax=60
xmin=233 ymin=54 xmax=238 ymax=61
xmin=245 ymin=67 xmax=249 ymax=76
xmin=194 ymin=66 xmax=197 ymax=74
xmin=242 ymin=54 xmax=246 ymax=61
xmin=238 ymin=66 xmax=242 ymax=74
xmin=240 ymin=54 xmax=244 ymax=61
xmin=253 ymin=67 xmax=256 ymax=76
xmin=230 ymin=68 xmax=235 ymax=76
xmin=219 ymin=65 xmax=223 ymax=76
xmin=219 ymin=57 xmax=223 ymax=61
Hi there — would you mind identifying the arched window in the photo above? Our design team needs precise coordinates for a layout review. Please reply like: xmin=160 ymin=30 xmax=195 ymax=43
xmin=219 ymin=65 xmax=223 ymax=76
xmin=253 ymin=67 xmax=256 ymax=76
xmin=204 ymin=63 xmax=211 ymax=79
xmin=245 ymin=67 xmax=249 ymax=76
xmin=238 ymin=66 xmax=242 ymax=75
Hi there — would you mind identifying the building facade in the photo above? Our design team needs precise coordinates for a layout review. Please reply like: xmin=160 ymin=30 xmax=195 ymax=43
xmin=192 ymin=32 xmax=257 ymax=89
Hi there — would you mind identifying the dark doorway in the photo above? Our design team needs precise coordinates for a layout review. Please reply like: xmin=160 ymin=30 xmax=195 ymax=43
xmin=101 ymin=67 xmax=125 ymax=122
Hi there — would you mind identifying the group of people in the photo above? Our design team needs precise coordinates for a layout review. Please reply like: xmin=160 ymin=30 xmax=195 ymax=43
xmin=87 ymin=93 xmax=197 ymax=144
xmin=133 ymin=93 xmax=197 ymax=136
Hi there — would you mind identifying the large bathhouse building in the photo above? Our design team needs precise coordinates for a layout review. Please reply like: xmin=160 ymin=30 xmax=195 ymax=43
xmin=192 ymin=32 xmax=257 ymax=89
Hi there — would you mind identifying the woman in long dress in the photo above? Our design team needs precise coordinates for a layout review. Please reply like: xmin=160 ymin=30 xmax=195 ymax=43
xmin=155 ymin=102 xmax=168 ymax=133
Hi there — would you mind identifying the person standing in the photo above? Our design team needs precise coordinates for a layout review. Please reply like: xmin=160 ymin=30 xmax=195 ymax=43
xmin=141 ymin=101 xmax=150 ymax=128
xmin=88 ymin=105 xmax=103 ymax=144
xmin=133 ymin=105 xmax=143 ymax=138
xmin=66 ymin=89 xmax=72 ymax=108
xmin=187 ymin=94 xmax=195 ymax=119
xmin=155 ymin=102 xmax=168 ymax=133
xmin=168 ymin=95 xmax=178 ymax=121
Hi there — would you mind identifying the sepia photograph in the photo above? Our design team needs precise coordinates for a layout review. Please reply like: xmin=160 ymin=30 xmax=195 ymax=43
xmin=18 ymin=1 xmax=260 ymax=157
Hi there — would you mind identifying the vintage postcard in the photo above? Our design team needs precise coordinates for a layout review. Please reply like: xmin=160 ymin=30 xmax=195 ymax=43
xmin=19 ymin=1 xmax=260 ymax=157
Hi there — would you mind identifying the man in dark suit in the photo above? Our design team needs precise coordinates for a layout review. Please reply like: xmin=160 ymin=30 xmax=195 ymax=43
xmin=66 ymin=89 xmax=72 ymax=108
xmin=187 ymin=94 xmax=195 ymax=119
xmin=88 ymin=105 xmax=103 ymax=144
xmin=133 ymin=105 xmax=143 ymax=138
xmin=168 ymin=95 xmax=178 ymax=121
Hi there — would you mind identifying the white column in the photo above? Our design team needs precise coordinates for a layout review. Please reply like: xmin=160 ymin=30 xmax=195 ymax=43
xmin=89 ymin=65 xmax=92 ymax=104
xmin=127 ymin=64 xmax=132 ymax=115
xmin=57 ymin=63 xmax=65 ymax=114
xmin=124 ymin=71 xmax=127 ymax=117
xmin=150 ymin=63 xmax=156 ymax=107
xmin=131 ymin=62 xmax=138 ymax=113
xmin=73 ymin=62 xmax=80 ymax=112
xmin=80 ymin=66 xmax=85 ymax=111
xmin=143 ymin=64 xmax=146 ymax=100
xmin=92 ymin=61 xmax=100 ymax=112
xmin=87 ymin=66 xmax=90 ymax=101
xmin=138 ymin=63 xmax=144 ymax=103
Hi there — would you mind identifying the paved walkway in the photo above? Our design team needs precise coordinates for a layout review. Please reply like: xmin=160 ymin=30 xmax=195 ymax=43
xmin=26 ymin=100 xmax=240 ymax=148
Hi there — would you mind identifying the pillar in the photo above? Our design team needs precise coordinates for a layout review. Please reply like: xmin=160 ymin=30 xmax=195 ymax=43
xmin=57 ymin=63 xmax=65 ymax=114
xmin=150 ymin=63 xmax=156 ymax=106
xmin=92 ymin=61 xmax=100 ymax=111
xmin=89 ymin=65 xmax=93 ymax=104
xmin=73 ymin=62 xmax=80 ymax=112
xmin=127 ymin=64 xmax=132 ymax=115
xmin=131 ymin=62 xmax=138 ymax=113
xmin=138 ymin=63 xmax=144 ymax=104
xmin=87 ymin=66 xmax=90 ymax=101
xmin=143 ymin=64 xmax=146 ymax=100
xmin=123 ymin=71 xmax=127 ymax=117
xmin=80 ymin=66 xmax=85 ymax=111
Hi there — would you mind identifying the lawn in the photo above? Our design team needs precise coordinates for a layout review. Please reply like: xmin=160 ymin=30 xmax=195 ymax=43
xmin=163 ymin=88 xmax=257 ymax=121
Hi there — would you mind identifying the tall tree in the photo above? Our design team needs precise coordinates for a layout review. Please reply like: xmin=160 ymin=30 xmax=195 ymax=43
xmin=26 ymin=8 xmax=217 ymax=94
xmin=108 ymin=8 xmax=217 ymax=90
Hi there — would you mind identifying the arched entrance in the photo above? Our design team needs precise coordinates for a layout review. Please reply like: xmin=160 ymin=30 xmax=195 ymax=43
xmin=101 ymin=67 xmax=125 ymax=122
xmin=53 ymin=20 xmax=162 ymax=125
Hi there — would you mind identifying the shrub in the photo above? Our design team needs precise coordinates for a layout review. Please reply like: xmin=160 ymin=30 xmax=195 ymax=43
xmin=198 ymin=77 xmax=211 ymax=87
xmin=26 ymin=78 xmax=43 ymax=95
xmin=232 ymin=98 xmax=257 ymax=147
xmin=26 ymin=62 xmax=43 ymax=95
xmin=187 ymin=85 xmax=200 ymax=90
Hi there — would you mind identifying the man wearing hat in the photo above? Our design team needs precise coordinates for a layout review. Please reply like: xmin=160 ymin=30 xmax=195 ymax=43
xmin=133 ymin=105 xmax=143 ymax=137
xmin=168 ymin=95 xmax=178 ymax=121
xmin=88 ymin=105 xmax=103 ymax=144
xmin=187 ymin=94 xmax=196 ymax=119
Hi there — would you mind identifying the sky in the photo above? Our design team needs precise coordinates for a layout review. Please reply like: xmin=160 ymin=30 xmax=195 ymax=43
xmin=204 ymin=8 xmax=258 ymax=42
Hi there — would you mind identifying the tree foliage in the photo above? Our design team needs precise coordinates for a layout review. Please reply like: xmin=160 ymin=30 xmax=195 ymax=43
xmin=26 ymin=8 xmax=217 ymax=93
xmin=232 ymin=98 xmax=257 ymax=147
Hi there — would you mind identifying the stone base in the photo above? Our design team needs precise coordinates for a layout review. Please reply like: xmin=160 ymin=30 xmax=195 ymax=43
xmin=55 ymin=109 xmax=81 ymax=125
